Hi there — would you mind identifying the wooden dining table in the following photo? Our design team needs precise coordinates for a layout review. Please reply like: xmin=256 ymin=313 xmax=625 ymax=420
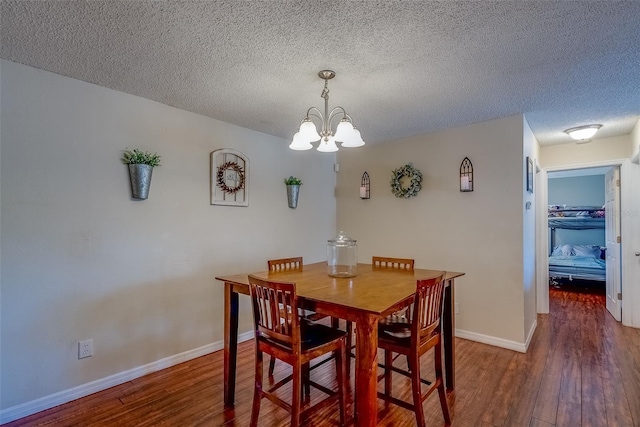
xmin=215 ymin=262 xmax=464 ymax=426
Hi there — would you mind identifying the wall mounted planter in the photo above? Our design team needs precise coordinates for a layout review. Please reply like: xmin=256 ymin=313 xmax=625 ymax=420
xmin=128 ymin=164 xmax=154 ymax=200
xmin=286 ymin=184 xmax=300 ymax=208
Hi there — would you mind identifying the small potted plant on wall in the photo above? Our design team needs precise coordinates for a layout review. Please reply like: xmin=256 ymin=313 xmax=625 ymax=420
xmin=284 ymin=176 xmax=302 ymax=208
xmin=122 ymin=148 xmax=161 ymax=200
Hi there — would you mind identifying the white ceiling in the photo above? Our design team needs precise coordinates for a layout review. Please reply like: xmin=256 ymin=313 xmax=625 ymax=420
xmin=1 ymin=1 xmax=639 ymax=147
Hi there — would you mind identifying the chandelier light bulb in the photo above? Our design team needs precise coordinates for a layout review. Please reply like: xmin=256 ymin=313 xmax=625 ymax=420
xmin=317 ymin=137 xmax=339 ymax=152
xmin=289 ymin=131 xmax=313 ymax=150
xmin=341 ymin=127 xmax=365 ymax=148
xmin=333 ymin=119 xmax=354 ymax=142
xmin=299 ymin=119 xmax=321 ymax=142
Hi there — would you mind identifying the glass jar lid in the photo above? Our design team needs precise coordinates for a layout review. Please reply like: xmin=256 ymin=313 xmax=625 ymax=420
xmin=328 ymin=231 xmax=357 ymax=245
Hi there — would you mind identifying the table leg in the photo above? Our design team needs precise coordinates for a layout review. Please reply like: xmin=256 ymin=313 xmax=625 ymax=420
xmin=224 ymin=282 xmax=239 ymax=407
xmin=354 ymin=316 xmax=378 ymax=427
xmin=443 ymin=279 xmax=455 ymax=391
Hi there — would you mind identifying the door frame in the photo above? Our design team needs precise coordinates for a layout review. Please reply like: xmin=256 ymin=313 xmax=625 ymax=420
xmin=536 ymin=158 xmax=640 ymax=328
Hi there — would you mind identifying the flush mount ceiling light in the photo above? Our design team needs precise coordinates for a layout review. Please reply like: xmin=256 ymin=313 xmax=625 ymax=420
xmin=564 ymin=124 xmax=602 ymax=142
xmin=289 ymin=70 xmax=365 ymax=152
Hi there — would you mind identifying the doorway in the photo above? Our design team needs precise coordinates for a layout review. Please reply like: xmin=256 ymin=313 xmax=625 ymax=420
xmin=544 ymin=166 xmax=621 ymax=321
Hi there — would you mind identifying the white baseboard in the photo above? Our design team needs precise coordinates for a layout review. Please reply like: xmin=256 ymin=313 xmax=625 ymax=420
xmin=0 ymin=331 xmax=255 ymax=424
xmin=524 ymin=319 xmax=537 ymax=351
xmin=456 ymin=320 xmax=537 ymax=354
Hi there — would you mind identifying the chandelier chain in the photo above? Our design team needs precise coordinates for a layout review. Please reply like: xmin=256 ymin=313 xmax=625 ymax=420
xmin=321 ymin=79 xmax=329 ymax=100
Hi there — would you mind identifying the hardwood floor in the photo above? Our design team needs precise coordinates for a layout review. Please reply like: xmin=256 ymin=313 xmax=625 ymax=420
xmin=5 ymin=284 xmax=640 ymax=426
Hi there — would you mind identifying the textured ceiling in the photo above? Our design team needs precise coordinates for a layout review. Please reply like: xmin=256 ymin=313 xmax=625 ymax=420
xmin=1 ymin=1 xmax=639 ymax=147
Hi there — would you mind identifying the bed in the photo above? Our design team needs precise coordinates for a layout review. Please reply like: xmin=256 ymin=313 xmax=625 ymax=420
xmin=548 ymin=244 xmax=606 ymax=281
xmin=548 ymin=206 xmax=606 ymax=282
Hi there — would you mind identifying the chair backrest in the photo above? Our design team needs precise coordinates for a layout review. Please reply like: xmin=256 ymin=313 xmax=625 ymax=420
xmin=268 ymin=257 xmax=303 ymax=272
xmin=248 ymin=274 xmax=301 ymax=348
xmin=372 ymin=256 xmax=415 ymax=270
xmin=411 ymin=272 xmax=446 ymax=340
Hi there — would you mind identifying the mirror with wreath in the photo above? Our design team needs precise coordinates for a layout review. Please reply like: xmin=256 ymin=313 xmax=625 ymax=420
xmin=211 ymin=148 xmax=249 ymax=206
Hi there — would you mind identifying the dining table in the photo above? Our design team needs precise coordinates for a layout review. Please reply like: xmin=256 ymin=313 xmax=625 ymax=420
xmin=215 ymin=262 xmax=464 ymax=427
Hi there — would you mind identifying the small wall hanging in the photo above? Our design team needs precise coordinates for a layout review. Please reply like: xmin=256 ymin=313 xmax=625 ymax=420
xmin=211 ymin=148 xmax=249 ymax=206
xmin=360 ymin=171 xmax=370 ymax=199
xmin=390 ymin=163 xmax=422 ymax=199
xmin=121 ymin=148 xmax=161 ymax=200
xmin=284 ymin=176 xmax=302 ymax=208
xmin=460 ymin=157 xmax=473 ymax=192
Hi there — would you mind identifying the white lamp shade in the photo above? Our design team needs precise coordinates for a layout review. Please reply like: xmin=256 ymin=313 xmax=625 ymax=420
xmin=317 ymin=137 xmax=339 ymax=152
xmin=299 ymin=119 xmax=321 ymax=142
xmin=289 ymin=132 xmax=313 ymax=150
xmin=565 ymin=125 xmax=601 ymax=141
xmin=333 ymin=119 xmax=354 ymax=142
xmin=341 ymin=127 xmax=365 ymax=148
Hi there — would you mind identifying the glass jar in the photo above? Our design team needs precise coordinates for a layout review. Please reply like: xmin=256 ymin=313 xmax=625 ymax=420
xmin=327 ymin=231 xmax=358 ymax=277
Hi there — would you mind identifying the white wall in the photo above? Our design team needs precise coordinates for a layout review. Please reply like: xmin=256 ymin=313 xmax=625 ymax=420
xmin=540 ymin=135 xmax=632 ymax=168
xmin=336 ymin=115 xmax=530 ymax=349
xmin=0 ymin=60 xmax=337 ymax=415
xmin=522 ymin=118 xmax=538 ymax=347
xmin=630 ymin=119 xmax=640 ymax=155
xmin=625 ymin=119 xmax=640 ymax=327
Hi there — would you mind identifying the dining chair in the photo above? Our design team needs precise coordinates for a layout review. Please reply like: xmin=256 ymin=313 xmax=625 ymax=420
xmin=377 ymin=272 xmax=451 ymax=427
xmin=371 ymin=255 xmax=415 ymax=338
xmin=345 ymin=256 xmax=416 ymax=367
xmin=268 ymin=256 xmax=303 ymax=272
xmin=372 ymin=256 xmax=415 ymax=270
xmin=248 ymin=274 xmax=348 ymax=427
xmin=266 ymin=257 xmax=336 ymax=376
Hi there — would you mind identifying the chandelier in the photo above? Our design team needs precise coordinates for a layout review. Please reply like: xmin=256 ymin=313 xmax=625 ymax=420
xmin=289 ymin=70 xmax=365 ymax=152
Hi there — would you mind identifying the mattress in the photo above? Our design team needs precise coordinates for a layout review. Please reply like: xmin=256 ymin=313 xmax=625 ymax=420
xmin=548 ymin=255 xmax=606 ymax=281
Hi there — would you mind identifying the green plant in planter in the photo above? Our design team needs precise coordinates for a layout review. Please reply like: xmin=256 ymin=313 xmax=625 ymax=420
xmin=122 ymin=149 xmax=161 ymax=167
xmin=284 ymin=176 xmax=302 ymax=185
xmin=122 ymin=148 xmax=161 ymax=200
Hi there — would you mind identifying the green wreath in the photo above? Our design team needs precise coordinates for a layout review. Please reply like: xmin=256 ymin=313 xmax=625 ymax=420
xmin=390 ymin=163 xmax=422 ymax=199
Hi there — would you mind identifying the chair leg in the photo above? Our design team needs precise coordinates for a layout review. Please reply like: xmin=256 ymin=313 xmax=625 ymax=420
xmin=384 ymin=349 xmax=393 ymax=398
xmin=250 ymin=350 xmax=263 ymax=427
xmin=335 ymin=342 xmax=347 ymax=427
xmin=268 ymin=356 xmax=276 ymax=376
xmin=291 ymin=362 xmax=302 ymax=427
xmin=346 ymin=321 xmax=353 ymax=376
xmin=435 ymin=343 xmax=451 ymax=425
xmin=332 ymin=317 xmax=340 ymax=329
xmin=410 ymin=353 xmax=426 ymax=427
xmin=303 ymin=362 xmax=311 ymax=397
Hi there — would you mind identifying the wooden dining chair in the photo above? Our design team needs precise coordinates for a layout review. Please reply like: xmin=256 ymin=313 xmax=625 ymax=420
xmin=377 ymin=272 xmax=451 ymax=427
xmin=345 ymin=256 xmax=416 ymax=368
xmin=248 ymin=275 xmax=348 ymax=427
xmin=268 ymin=256 xmax=303 ymax=272
xmin=372 ymin=256 xmax=415 ymax=270
xmin=266 ymin=257 xmax=336 ymax=375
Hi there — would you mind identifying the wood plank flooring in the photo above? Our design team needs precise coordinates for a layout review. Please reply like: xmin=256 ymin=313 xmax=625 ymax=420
xmin=5 ymin=283 xmax=640 ymax=426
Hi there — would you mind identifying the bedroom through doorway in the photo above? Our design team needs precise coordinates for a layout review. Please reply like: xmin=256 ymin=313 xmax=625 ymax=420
xmin=546 ymin=165 xmax=622 ymax=321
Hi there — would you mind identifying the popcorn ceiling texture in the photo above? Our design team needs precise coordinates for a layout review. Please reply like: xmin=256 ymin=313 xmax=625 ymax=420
xmin=1 ymin=0 xmax=638 ymax=146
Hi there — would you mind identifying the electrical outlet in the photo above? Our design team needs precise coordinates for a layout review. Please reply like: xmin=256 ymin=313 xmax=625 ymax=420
xmin=78 ymin=339 xmax=93 ymax=359
xmin=454 ymin=303 xmax=460 ymax=315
